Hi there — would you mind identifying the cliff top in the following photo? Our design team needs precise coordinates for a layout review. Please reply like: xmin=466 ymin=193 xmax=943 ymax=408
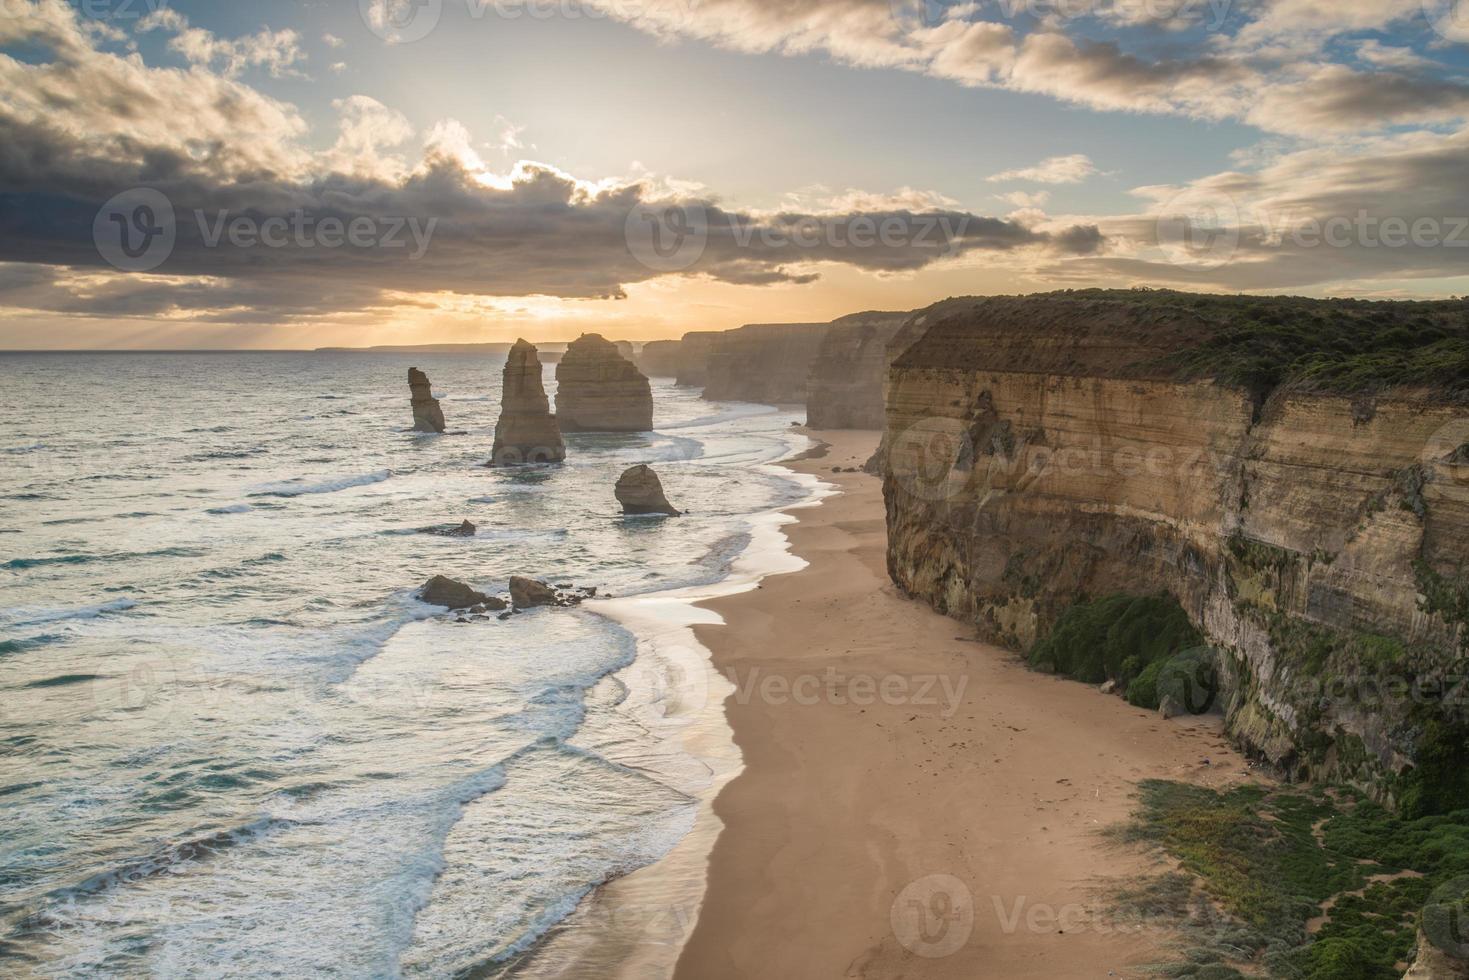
xmin=895 ymin=289 xmax=1469 ymax=402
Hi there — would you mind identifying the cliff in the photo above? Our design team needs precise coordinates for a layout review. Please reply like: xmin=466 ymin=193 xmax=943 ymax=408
xmin=805 ymin=310 xmax=911 ymax=428
xmin=490 ymin=339 xmax=565 ymax=465
xmin=408 ymin=366 xmax=446 ymax=433
xmin=675 ymin=331 xmax=720 ymax=387
xmin=882 ymin=290 xmax=1469 ymax=807
xmin=554 ymin=333 xmax=653 ymax=432
xmin=702 ymin=323 xmax=830 ymax=405
xmin=636 ymin=339 xmax=683 ymax=378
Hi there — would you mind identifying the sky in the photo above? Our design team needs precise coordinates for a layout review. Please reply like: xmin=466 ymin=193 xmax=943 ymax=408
xmin=2 ymin=0 xmax=1469 ymax=348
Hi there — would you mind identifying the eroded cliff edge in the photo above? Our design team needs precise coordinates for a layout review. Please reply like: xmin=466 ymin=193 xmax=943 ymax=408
xmin=702 ymin=322 xmax=830 ymax=405
xmin=805 ymin=310 xmax=910 ymax=429
xmin=882 ymin=290 xmax=1469 ymax=806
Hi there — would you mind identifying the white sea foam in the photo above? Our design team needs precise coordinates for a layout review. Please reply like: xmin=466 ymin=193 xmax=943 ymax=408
xmin=249 ymin=469 xmax=391 ymax=498
xmin=1 ymin=598 xmax=138 ymax=627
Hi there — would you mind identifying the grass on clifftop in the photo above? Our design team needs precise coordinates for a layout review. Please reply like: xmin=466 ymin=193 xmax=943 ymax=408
xmin=1027 ymin=593 xmax=1203 ymax=709
xmin=1116 ymin=781 xmax=1469 ymax=979
xmin=1050 ymin=289 xmax=1469 ymax=401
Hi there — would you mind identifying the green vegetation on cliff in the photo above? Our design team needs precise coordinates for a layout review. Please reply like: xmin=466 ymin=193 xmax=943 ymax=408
xmin=1119 ymin=781 xmax=1469 ymax=979
xmin=1026 ymin=593 xmax=1203 ymax=709
xmin=913 ymin=289 xmax=1469 ymax=401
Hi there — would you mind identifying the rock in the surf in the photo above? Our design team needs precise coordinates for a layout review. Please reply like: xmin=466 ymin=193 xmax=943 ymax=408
xmin=554 ymin=333 xmax=653 ymax=432
xmin=491 ymin=339 xmax=565 ymax=466
xmin=419 ymin=575 xmax=491 ymax=609
xmin=408 ymin=367 xmax=446 ymax=433
xmin=614 ymin=464 xmax=680 ymax=516
xmin=510 ymin=576 xmax=559 ymax=608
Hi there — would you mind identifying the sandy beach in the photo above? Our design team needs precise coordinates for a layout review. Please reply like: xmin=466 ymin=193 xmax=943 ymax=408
xmin=673 ymin=430 xmax=1253 ymax=979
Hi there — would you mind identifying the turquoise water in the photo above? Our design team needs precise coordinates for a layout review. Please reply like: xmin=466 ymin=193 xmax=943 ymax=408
xmin=0 ymin=352 xmax=807 ymax=977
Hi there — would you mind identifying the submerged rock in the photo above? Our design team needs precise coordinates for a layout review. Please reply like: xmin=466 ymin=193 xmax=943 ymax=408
xmin=491 ymin=339 xmax=565 ymax=466
xmin=554 ymin=333 xmax=653 ymax=432
xmin=614 ymin=464 xmax=680 ymax=516
xmin=408 ymin=367 xmax=447 ymax=433
xmin=420 ymin=519 xmax=476 ymax=537
xmin=419 ymin=575 xmax=491 ymax=610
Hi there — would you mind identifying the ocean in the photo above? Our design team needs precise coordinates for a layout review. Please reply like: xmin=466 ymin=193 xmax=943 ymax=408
xmin=0 ymin=352 xmax=814 ymax=977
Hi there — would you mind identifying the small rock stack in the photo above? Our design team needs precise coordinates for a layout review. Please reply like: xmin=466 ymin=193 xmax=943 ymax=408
xmin=491 ymin=339 xmax=565 ymax=466
xmin=615 ymin=464 xmax=680 ymax=516
xmin=408 ymin=367 xmax=446 ymax=433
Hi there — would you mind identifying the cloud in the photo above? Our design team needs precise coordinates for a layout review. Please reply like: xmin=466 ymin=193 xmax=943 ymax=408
xmin=0 ymin=83 xmax=1104 ymax=320
xmin=138 ymin=8 xmax=309 ymax=79
xmin=988 ymin=154 xmax=1098 ymax=184
xmin=997 ymin=190 xmax=1051 ymax=208
xmin=1043 ymin=125 xmax=1469 ymax=291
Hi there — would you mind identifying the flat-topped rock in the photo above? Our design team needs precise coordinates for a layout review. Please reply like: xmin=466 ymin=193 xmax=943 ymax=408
xmin=554 ymin=333 xmax=653 ymax=432
xmin=408 ymin=367 xmax=446 ymax=433
xmin=491 ymin=339 xmax=565 ymax=465
xmin=615 ymin=464 xmax=680 ymax=516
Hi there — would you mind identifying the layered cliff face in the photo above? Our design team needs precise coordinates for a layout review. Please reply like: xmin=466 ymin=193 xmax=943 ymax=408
xmin=702 ymin=323 xmax=830 ymax=405
xmin=491 ymin=339 xmax=565 ymax=465
xmin=636 ymin=340 xmax=682 ymax=378
xmin=675 ymin=331 xmax=719 ymax=387
xmin=883 ymin=291 xmax=1469 ymax=804
xmin=554 ymin=333 xmax=653 ymax=432
xmin=408 ymin=367 xmax=446 ymax=433
xmin=805 ymin=311 xmax=910 ymax=429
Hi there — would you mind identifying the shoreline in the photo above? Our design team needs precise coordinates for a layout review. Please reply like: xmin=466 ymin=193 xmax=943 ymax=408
xmin=670 ymin=429 xmax=1254 ymax=979
xmin=490 ymin=443 xmax=836 ymax=979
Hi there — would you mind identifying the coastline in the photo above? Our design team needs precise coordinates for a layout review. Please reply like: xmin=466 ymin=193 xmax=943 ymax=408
xmin=488 ymin=442 xmax=836 ymax=979
xmin=670 ymin=429 xmax=1255 ymax=979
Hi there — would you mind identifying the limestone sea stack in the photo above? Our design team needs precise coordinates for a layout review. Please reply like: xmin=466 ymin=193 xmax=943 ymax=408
xmin=554 ymin=333 xmax=654 ymax=432
xmin=615 ymin=464 xmax=680 ymax=516
xmin=408 ymin=367 xmax=446 ymax=433
xmin=490 ymin=339 xmax=565 ymax=466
